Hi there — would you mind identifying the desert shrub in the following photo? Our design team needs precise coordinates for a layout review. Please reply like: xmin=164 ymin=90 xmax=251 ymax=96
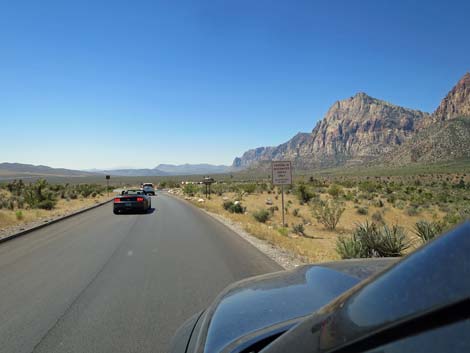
xmin=240 ymin=183 xmax=257 ymax=194
xmin=358 ymin=181 xmax=381 ymax=193
xmin=292 ymin=208 xmax=300 ymax=217
xmin=378 ymin=225 xmax=410 ymax=257
xmin=327 ymin=184 xmax=343 ymax=198
xmin=336 ymin=235 xmax=365 ymax=259
xmin=296 ymin=184 xmax=314 ymax=203
xmin=357 ymin=207 xmax=368 ymax=215
xmin=183 ymin=183 xmax=198 ymax=196
xmin=253 ymin=209 xmax=271 ymax=223
xmin=312 ymin=200 xmax=345 ymax=230
xmin=37 ymin=199 xmax=56 ymax=210
xmin=336 ymin=221 xmax=410 ymax=259
xmin=414 ymin=220 xmax=443 ymax=243
xmin=277 ymin=227 xmax=289 ymax=236
xmin=406 ymin=205 xmax=420 ymax=216
xmin=343 ymin=191 xmax=355 ymax=201
xmin=268 ymin=206 xmax=279 ymax=214
xmin=395 ymin=200 xmax=406 ymax=209
xmin=374 ymin=199 xmax=384 ymax=208
xmin=223 ymin=201 xmax=234 ymax=210
xmin=371 ymin=211 xmax=384 ymax=224
xmin=386 ymin=194 xmax=397 ymax=204
xmin=15 ymin=210 xmax=24 ymax=220
xmin=292 ymin=223 xmax=305 ymax=236
xmin=228 ymin=202 xmax=245 ymax=214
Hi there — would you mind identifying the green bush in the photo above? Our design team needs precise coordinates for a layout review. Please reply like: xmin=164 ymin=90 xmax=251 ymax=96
xmin=336 ymin=221 xmax=410 ymax=259
xmin=292 ymin=223 xmax=305 ymax=236
xmin=406 ymin=205 xmax=420 ymax=216
xmin=414 ymin=220 xmax=443 ymax=243
xmin=296 ymin=184 xmax=315 ymax=203
xmin=253 ymin=209 xmax=271 ymax=223
xmin=327 ymin=184 xmax=343 ymax=198
xmin=277 ymin=227 xmax=289 ymax=236
xmin=37 ymin=199 xmax=56 ymax=210
xmin=336 ymin=235 xmax=365 ymax=259
xmin=183 ymin=183 xmax=198 ymax=196
xmin=223 ymin=201 xmax=245 ymax=214
xmin=15 ymin=210 xmax=24 ymax=220
xmin=357 ymin=207 xmax=368 ymax=215
xmin=371 ymin=211 xmax=384 ymax=224
xmin=223 ymin=201 xmax=234 ymax=210
xmin=268 ymin=205 xmax=279 ymax=214
xmin=312 ymin=200 xmax=345 ymax=230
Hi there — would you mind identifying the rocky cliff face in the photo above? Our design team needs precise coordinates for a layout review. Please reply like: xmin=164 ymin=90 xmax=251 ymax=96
xmin=383 ymin=73 xmax=470 ymax=166
xmin=433 ymin=72 xmax=470 ymax=121
xmin=233 ymin=93 xmax=429 ymax=169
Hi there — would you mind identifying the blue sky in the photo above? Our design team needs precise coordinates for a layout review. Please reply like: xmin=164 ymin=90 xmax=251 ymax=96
xmin=1 ymin=0 xmax=469 ymax=169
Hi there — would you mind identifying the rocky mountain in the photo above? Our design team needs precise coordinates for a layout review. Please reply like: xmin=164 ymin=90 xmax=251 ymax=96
xmin=433 ymin=72 xmax=470 ymax=121
xmin=233 ymin=93 xmax=429 ymax=169
xmin=383 ymin=72 xmax=470 ymax=166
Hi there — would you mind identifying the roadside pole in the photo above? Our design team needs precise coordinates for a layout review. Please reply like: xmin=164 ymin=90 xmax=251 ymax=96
xmin=106 ymin=175 xmax=110 ymax=198
xmin=203 ymin=176 xmax=215 ymax=200
xmin=272 ymin=161 xmax=292 ymax=228
xmin=281 ymin=185 xmax=285 ymax=226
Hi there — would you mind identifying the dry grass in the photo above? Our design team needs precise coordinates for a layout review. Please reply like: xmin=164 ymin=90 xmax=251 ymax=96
xmin=187 ymin=190 xmax=444 ymax=263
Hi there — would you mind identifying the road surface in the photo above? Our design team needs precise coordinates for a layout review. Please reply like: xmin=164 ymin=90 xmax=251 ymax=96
xmin=0 ymin=193 xmax=281 ymax=353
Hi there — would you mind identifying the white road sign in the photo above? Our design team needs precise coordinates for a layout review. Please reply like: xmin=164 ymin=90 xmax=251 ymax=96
xmin=272 ymin=161 xmax=292 ymax=185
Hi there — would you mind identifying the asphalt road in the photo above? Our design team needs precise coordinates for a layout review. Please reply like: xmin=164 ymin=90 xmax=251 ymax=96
xmin=0 ymin=193 xmax=281 ymax=353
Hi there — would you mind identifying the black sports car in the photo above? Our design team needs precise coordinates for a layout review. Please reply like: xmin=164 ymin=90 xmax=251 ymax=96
xmin=113 ymin=189 xmax=152 ymax=214
xmin=170 ymin=221 xmax=470 ymax=353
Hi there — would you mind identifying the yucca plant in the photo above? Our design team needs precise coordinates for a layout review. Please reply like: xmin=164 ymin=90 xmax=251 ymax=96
xmin=336 ymin=234 xmax=365 ymax=259
xmin=414 ymin=220 xmax=443 ymax=243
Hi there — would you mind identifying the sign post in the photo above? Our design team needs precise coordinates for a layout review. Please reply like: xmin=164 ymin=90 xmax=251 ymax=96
xmin=202 ymin=177 xmax=215 ymax=199
xmin=271 ymin=161 xmax=292 ymax=227
xmin=105 ymin=175 xmax=110 ymax=198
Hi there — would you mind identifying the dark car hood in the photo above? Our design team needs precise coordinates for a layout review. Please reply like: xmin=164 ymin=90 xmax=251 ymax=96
xmin=177 ymin=258 xmax=396 ymax=353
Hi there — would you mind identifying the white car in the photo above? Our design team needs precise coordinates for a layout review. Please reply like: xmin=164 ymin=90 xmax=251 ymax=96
xmin=142 ymin=183 xmax=155 ymax=196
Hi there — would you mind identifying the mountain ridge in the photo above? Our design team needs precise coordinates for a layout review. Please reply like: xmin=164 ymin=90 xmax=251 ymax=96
xmin=233 ymin=73 xmax=470 ymax=170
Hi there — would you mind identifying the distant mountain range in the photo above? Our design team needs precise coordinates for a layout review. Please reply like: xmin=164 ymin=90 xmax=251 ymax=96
xmin=0 ymin=163 xmax=231 ymax=179
xmin=0 ymin=163 xmax=94 ymax=178
xmin=233 ymin=72 xmax=470 ymax=170
xmin=92 ymin=164 xmax=231 ymax=176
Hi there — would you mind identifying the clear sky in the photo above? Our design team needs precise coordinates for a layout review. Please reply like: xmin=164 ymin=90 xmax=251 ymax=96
xmin=1 ymin=0 xmax=469 ymax=169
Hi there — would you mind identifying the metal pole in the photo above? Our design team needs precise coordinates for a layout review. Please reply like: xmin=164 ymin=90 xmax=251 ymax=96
xmin=281 ymin=185 xmax=285 ymax=227
xmin=107 ymin=179 xmax=109 ymax=198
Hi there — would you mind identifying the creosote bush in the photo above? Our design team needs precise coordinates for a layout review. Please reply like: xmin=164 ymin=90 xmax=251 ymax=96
xmin=222 ymin=201 xmax=245 ymax=214
xmin=253 ymin=209 xmax=271 ymax=223
xmin=312 ymin=200 xmax=345 ymax=230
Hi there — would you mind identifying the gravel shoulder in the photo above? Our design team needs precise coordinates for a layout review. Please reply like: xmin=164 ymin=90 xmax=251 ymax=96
xmin=166 ymin=191 xmax=307 ymax=270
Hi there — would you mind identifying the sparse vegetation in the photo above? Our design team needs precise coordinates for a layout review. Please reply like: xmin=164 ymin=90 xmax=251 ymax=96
xmin=253 ymin=209 xmax=271 ymax=223
xmin=414 ymin=220 xmax=443 ymax=243
xmin=292 ymin=223 xmax=305 ymax=236
xmin=312 ymin=200 xmax=345 ymax=230
xmin=336 ymin=221 xmax=410 ymax=259
xmin=0 ymin=178 xmax=111 ymax=233
xmin=166 ymin=170 xmax=470 ymax=263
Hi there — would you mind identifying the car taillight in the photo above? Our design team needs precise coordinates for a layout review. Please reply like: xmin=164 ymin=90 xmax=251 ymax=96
xmin=114 ymin=198 xmax=121 ymax=202
xmin=137 ymin=197 xmax=144 ymax=202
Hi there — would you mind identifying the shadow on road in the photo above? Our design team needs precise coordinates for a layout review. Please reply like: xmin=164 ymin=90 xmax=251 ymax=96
xmin=114 ymin=208 xmax=156 ymax=215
